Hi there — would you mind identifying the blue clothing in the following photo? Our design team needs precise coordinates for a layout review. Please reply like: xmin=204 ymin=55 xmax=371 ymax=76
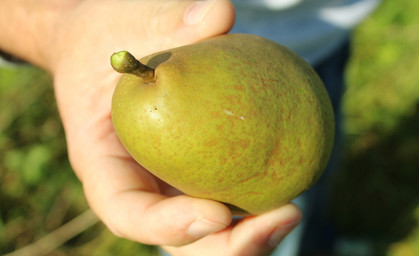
xmin=231 ymin=0 xmax=380 ymax=65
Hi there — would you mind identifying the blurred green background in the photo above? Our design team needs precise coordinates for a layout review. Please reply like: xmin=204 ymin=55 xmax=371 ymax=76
xmin=1 ymin=0 xmax=419 ymax=255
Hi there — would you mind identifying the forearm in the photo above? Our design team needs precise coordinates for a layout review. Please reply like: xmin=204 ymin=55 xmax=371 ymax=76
xmin=0 ymin=0 xmax=77 ymax=69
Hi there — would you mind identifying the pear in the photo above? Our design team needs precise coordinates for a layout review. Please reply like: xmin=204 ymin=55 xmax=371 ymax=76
xmin=110 ymin=34 xmax=334 ymax=215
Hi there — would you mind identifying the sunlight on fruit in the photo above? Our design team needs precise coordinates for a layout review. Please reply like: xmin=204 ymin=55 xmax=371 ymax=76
xmin=1 ymin=0 xmax=419 ymax=255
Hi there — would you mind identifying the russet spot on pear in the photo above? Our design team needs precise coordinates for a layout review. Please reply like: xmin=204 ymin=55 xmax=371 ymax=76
xmin=110 ymin=34 xmax=335 ymax=215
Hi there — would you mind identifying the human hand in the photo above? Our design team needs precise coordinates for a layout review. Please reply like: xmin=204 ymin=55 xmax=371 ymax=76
xmin=46 ymin=0 xmax=301 ymax=255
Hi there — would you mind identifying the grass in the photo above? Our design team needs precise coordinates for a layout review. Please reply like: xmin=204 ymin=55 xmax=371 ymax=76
xmin=1 ymin=0 xmax=419 ymax=255
xmin=0 ymin=67 xmax=156 ymax=255
xmin=330 ymin=0 xmax=419 ymax=255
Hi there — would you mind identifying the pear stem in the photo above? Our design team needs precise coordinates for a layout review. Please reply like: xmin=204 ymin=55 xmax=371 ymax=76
xmin=110 ymin=51 xmax=155 ymax=83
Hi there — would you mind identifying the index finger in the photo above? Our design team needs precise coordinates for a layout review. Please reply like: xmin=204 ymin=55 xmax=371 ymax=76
xmin=77 ymin=135 xmax=232 ymax=246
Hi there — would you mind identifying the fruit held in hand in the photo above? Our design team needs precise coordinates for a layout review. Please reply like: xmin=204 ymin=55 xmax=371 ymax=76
xmin=110 ymin=34 xmax=334 ymax=215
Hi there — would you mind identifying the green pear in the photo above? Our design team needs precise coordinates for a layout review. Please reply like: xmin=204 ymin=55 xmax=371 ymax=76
xmin=110 ymin=34 xmax=334 ymax=215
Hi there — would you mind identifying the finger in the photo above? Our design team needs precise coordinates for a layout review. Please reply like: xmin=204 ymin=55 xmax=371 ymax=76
xmin=163 ymin=204 xmax=302 ymax=256
xmin=229 ymin=204 xmax=302 ymax=256
xmin=120 ymin=0 xmax=236 ymax=57
xmin=108 ymin=193 xmax=232 ymax=246
xmin=54 ymin=0 xmax=235 ymax=140
xmin=81 ymin=150 xmax=232 ymax=246
xmin=52 ymin=0 xmax=237 ymax=248
xmin=182 ymin=0 xmax=236 ymax=40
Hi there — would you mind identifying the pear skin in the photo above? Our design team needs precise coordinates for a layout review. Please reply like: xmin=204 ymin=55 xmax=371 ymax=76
xmin=110 ymin=34 xmax=335 ymax=215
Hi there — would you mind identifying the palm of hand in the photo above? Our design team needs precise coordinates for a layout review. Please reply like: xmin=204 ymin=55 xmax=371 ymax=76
xmin=47 ymin=1 xmax=300 ymax=255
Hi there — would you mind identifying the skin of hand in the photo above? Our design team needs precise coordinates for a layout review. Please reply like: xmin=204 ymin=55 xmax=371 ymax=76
xmin=4 ymin=0 xmax=303 ymax=255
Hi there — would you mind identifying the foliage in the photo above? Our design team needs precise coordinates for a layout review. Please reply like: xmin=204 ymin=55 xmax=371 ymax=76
xmin=1 ymin=0 xmax=419 ymax=255
xmin=330 ymin=0 xmax=419 ymax=255
xmin=0 ymin=66 xmax=156 ymax=255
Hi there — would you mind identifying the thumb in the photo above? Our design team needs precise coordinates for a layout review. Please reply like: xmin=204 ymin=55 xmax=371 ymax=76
xmin=124 ymin=0 xmax=236 ymax=55
xmin=182 ymin=0 xmax=236 ymax=40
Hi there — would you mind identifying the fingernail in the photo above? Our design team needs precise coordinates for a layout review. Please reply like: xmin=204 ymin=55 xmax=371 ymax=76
xmin=184 ymin=0 xmax=216 ymax=25
xmin=268 ymin=205 xmax=302 ymax=247
xmin=268 ymin=220 xmax=300 ymax=247
xmin=187 ymin=216 xmax=226 ymax=238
